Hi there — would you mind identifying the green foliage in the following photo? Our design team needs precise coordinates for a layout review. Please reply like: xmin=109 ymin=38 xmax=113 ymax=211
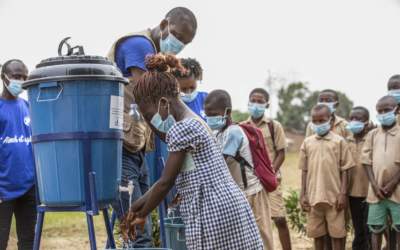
xmin=284 ymin=189 xmax=307 ymax=235
xmin=232 ymin=110 xmax=249 ymax=123
xmin=304 ymin=91 xmax=354 ymax=120
xmin=151 ymin=210 xmax=161 ymax=247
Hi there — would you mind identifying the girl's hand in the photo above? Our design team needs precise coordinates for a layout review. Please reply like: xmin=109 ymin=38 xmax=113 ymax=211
xmin=382 ymin=182 xmax=396 ymax=198
xmin=372 ymin=185 xmax=386 ymax=200
xmin=300 ymin=194 xmax=311 ymax=212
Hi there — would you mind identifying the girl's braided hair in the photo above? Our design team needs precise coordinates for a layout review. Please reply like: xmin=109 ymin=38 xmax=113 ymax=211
xmin=133 ymin=54 xmax=186 ymax=104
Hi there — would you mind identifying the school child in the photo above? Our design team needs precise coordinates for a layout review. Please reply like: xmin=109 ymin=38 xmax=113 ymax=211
xmin=299 ymin=104 xmax=355 ymax=250
xmin=126 ymin=54 xmax=263 ymax=250
xmin=244 ymin=88 xmax=292 ymax=250
xmin=172 ymin=58 xmax=208 ymax=120
xmin=362 ymin=96 xmax=400 ymax=250
xmin=346 ymin=106 xmax=373 ymax=250
xmin=306 ymin=89 xmax=350 ymax=138
xmin=387 ymin=75 xmax=400 ymax=125
xmin=204 ymin=89 xmax=275 ymax=250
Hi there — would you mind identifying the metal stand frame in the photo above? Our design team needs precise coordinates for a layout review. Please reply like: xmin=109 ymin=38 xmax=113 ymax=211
xmin=32 ymin=131 xmax=122 ymax=250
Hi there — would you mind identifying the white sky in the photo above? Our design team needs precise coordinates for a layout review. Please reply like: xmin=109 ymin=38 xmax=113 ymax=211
xmin=1 ymin=0 xmax=400 ymax=119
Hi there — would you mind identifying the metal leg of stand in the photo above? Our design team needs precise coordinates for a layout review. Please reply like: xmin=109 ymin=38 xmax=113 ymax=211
xmin=103 ymin=208 xmax=116 ymax=249
xmin=33 ymin=211 xmax=45 ymax=250
xmin=86 ymin=213 xmax=97 ymax=250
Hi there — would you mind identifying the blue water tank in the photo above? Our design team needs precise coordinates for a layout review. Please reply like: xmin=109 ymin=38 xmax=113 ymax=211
xmin=23 ymin=55 xmax=128 ymax=207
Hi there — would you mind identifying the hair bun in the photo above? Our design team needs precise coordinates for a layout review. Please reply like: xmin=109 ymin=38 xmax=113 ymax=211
xmin=145 ymin=54 xmax=186 ymax=73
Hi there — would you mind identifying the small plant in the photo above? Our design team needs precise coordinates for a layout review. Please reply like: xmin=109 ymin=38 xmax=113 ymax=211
xmin=284 ymin=189 xmax=307 ymax=235
xmin=151 ymin=210 xmax=161 ymax=247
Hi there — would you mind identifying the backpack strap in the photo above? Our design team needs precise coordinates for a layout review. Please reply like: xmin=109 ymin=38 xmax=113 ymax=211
xmin=234 ymin=154 xmax=252 ymax=189
xmin=267 ymin=121 xmax=277 ymax=152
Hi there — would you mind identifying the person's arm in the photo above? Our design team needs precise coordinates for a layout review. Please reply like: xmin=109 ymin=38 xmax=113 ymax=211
xmin=298 ymin=142 xmax=310 ymax=211
xmin=131 ymin=150 xmax=185 ymax=217
xmin=272 ymin=122 xmax=287 ymax=172
xmin=336 ymin=170 xmax=348 ymax=211
xmin=364 ymin=164 xmax=385 ymax=200
xmin=381 ymin=167 xmax=400 ymax=198
xmin=273 ymin=149 xmax=285 ymax=172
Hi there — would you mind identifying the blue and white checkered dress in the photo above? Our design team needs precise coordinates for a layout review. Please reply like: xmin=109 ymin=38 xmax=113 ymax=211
xmin=166 ymin=118 xmax=263 ymax=250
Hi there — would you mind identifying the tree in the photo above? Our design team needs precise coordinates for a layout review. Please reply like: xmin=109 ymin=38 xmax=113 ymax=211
xmin=232 ymin=110 xmax=249 ymax=123
xmin=276 ymin=82 xmax=310 ymax=132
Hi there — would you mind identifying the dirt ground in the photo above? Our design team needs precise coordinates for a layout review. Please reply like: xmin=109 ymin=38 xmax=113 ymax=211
xmin=6 ymin=152 xmax=353 ymax=249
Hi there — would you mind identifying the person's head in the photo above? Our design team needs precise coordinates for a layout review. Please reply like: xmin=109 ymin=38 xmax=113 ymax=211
xmin=248 ymin=88 xmax=269 ymax=120
xmin=204 ymin=89 xmax=232 ymax=131
xmin=156 ymin=7 xmax=197 ymax=55
xmin=1 ymin=59 xmax=28 ymax=98
xmin=133 ymin=54 xmax=185 ymax=134
xmin=376 ymin=96 xmax=398 ymax=128
xmin=311 ymin=104 xmax=332 ymax=136
xmin=387 ymin=75 xmax=400 ymax=105
xmin=347 ymin=106 xmax=370 ymax=135
xmin=318 ymin=89 xmax=339 ymax=114
xmin=172 ymin=58 xmax=203 ymax=102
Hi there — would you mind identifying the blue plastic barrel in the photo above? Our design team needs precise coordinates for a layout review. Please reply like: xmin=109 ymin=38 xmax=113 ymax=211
xmin=23 ymin=55 xmax=128 ymax=207
xmin=164 ymin=218 xmax=187 ymax=250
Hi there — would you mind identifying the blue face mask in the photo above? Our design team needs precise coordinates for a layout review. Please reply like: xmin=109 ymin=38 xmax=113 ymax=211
xmin=4 ymin=75 xmax=23 ymax=97
xmin=346 ymin=121 xmax=366 ymax=134
xmin=312 ymin=120 xmax=331 ymax=136
xmin=206 ymin=109 xmax=228 ymax=131
xmin=318 ymin=102 xmax=337 ymax=114
xmin=389 ymin=90 xmax=400 ymax=104
xmin=248 ymin=102 xmax=266 ymax=119
xmin=160 ymin=21 xmax=185 ymax=55
xmin=377 ymin=110 xmax=397 ymax=127
xmin=150 ymin=99 xmax=176 ymax=133
xmin=181 ymin=90 xmax=198 ymax=103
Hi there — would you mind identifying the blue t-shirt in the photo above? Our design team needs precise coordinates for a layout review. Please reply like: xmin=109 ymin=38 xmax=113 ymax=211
xmin=184 ymin=91 xmax=208 ymax=120
xmin=115 ymin=36 xmax=156 ymax=77
xmin=0 ymin=98 xmax=35 ymax=201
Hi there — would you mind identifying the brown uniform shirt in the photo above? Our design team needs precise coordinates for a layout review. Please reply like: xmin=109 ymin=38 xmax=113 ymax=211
xmin=346 ymin=135 xmax=369 ymax=197
xmin=299 ymin=132 xmax=355 ymax=206
xmin=306 ymin=115 xmax=350 ymax=139
xmin=361 ymin=126 xmax=400 ymax=204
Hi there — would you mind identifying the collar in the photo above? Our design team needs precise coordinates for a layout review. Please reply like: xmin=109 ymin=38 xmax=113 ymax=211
xmin=315 ymin=131 xmax=333 ymax=141
xmin=379 ymin=124 xmax=399 ymax=136
xmin=246 ymin=114 xmax=271 ymax=126
xmin=347 ymin=134 xmax=366 ymax=143
xmin=333 ymin=115 xmax=346 ymax=127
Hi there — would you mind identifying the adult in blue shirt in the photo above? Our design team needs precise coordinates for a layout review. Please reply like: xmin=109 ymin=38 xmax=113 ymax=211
xmin=107 ymin=7 xmax=197 ymax=247
xmin=172 ymin=58 xmax=207 ymax=120
xmin=0 ymin=59 xmax=36 ymax=250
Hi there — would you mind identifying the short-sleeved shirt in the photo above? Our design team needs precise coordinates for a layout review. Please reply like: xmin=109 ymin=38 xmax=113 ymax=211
xmin=361 ymin=125 xmax=400 ymax=204
xmin=306 ymin=115 xmax=350 ymax=139
xmin=115 ymin=36 xmax=156 ymax=153
xmin=0 ymin=98 xmax=35 ymax=201
xmin=215 ymin=125 xmax=263 ymax=196
xmin=397 ymin=114 xmax=400 ymax=126
xmin=346 ymin=135 xmax=369 ymax=197
xmin=298 ymin=132 xmax=355 ymax=206
xmin=183 ymin=91 xmax=208 ymax=121
xmin=244 ymin=115 xmax=287 ymax=178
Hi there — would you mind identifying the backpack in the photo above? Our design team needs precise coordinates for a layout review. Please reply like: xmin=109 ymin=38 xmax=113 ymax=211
xmin=236 ymin=123 xmax=278 ymax=192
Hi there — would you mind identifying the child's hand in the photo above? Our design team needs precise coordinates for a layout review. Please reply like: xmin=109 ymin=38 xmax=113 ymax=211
xmin=382 ymin=182 xmax=396 ymax=198
xmin=335 ymin=193 xmax=347 ymax=211
xmin=372 ymin=185 xmax=386 ymax=200
xmin=300 ymin=194 xmax=311 ymax=212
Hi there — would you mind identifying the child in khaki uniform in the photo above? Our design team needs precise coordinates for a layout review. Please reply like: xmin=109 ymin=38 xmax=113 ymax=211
xmin=362 ymin=96 xmax=400 ymax=250
xmin=299 ymin=104 xmax=355 ymax=250
xmin=244 ymin=88 xmax=292 ymax=250
xmin=387 ymin=75 xmax=400 ymax=126
xmin=205 ymin=90 xmax=274 ymax=250
xmin=305 ymin=89 xmax=350 ymax=139
xmin=346 ymin=106 xmax=373 ymax=250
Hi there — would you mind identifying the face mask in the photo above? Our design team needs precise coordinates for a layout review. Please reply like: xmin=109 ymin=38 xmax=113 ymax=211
xmin=4 ymin=75 xmax=23 ymax=97
xmin=377 ymin=109 xmax=397 ymax=126
xmin=160 ymin=21 xmax=185 ymax=55
xmin=388 ymin=90 xmax=400 ymax=104
xmin=312 ymin=120 xmax=331 ymax=136
xmin=248 ymin=102 xmax=266 ymax=119
xmin=346 ymin=121 xmax=366 ymax=134
xmin=206 ymin=109 xmax=228 ymax=131
xmin=318 ymin=102 xmax=337 ymax=113
xmin=181 ymin=90 xmax=198 ymax=103
xmin=150 ymin=98 xmax=176 ymax=133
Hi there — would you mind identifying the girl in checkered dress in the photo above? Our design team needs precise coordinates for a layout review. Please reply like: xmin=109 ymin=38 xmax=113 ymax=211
xmin=127 ymin=54 xmax=263 ymax=249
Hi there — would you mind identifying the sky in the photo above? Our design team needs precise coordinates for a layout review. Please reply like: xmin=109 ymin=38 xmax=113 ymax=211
xmin=1 ymin=0 xmax=400 ymax=119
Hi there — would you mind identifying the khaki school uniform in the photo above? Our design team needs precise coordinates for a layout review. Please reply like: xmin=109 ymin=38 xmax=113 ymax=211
xmin=299 ymin=132 xmax=355 ymax=238
xmin=305 ymin=115 xmax=350 ymax=139
xmin=346 ymin=135 xmax=369 ymax=197
xmin=361 ymin=126 xmax=400 ymax=204
xmin=244 ymin=115 xmax=288 ymax=218
xmin=397 ymin=114 xmax=400 ymax=126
